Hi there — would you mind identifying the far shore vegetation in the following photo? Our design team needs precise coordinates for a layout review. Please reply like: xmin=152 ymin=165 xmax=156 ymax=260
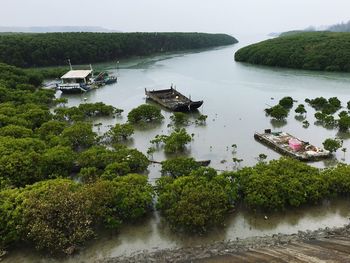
xmin=235 ymin=32 xmax=350 ymax=72
xmin=0 ymin=32 xmax=237 ymax=68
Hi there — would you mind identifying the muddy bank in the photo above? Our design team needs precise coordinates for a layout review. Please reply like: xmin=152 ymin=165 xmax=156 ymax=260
xmin=101 ymin=223 xmax=350 ymax=263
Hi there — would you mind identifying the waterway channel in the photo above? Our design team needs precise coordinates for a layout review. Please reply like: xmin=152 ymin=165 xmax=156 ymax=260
xmin=3 ymin=34 xmax=350 ymax=262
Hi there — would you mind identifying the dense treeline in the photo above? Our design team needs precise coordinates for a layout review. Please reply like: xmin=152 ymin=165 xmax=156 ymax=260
xmin=1 ymin=176 xmax=153 ymax=254
xmin=0 ymin=63 xmax=155 ymax=255
xmin=328 ymin=21 xmax=350 ymax=32
xmin=235 ymin=32 xmax=350 ymax=72
xmin=0 ymin=32 xmax=237 ymax=67
xmin=156 ymin=157 xmax=350 ymax=232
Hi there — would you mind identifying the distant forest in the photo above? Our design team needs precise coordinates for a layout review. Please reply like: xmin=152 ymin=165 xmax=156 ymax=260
xmin=235 ymin=32 xmax=350 ymax=72
xmin=278 ymin=20 xmax=350 ymax=37
xmin=328 ymin=21 xmax=350 ymax=32
xmin=0 ymin=32 xmax=237 ymax=67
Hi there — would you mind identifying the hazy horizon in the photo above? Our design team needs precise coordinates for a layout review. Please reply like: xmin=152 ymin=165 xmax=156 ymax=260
xmin=1 ymin=0 xmax=350 ymax=37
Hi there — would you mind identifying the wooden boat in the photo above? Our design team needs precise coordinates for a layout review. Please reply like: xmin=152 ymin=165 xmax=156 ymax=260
xmin=254 ymin=130 xmax=331 ymax=161
xmin=57 ymin=69 xmax=95 ymax=93
xmin=94 ymin=71 xmax=117 ymax=85
xmin=145 ymin=87 xmax=203 ymax=112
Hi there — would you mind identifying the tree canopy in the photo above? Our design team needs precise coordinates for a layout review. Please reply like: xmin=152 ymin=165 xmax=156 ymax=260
xmin=0 ymin=32 xmax=237 ymax=67
xmin=235 ymin=32 xmax=350 ymax=72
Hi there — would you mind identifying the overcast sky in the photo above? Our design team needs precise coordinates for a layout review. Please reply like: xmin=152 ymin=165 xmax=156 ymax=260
xmin=1 ymin=0 xmax=350 ymax=37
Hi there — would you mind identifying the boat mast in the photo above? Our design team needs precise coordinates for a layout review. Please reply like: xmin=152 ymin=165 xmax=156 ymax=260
xmin=68 ymin=59 xmax=73 ymax=70
xmin=90 ymin=64 xmax=94 ymax=78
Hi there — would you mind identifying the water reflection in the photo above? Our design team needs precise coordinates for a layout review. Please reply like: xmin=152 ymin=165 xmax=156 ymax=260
xmin=5 ymin=198 xmax=349 ymax=263
xmin=336 ymin=130 xmax=350 ymax=141
xmin=270 ymin=119 xmax=287 ymax=128
xmin=294 ymin=115 xmax=306 ymax=122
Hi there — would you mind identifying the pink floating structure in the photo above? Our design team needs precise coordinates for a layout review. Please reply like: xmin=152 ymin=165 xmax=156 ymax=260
xmin=289 ymin=138 xmax=303 ymax=151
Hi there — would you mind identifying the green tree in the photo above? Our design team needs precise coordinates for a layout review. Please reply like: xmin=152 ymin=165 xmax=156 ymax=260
xmin=36 ymin=120 xmax=67 ymax=139
xmin=279 ymin=96 xmax=294 ymax=109
xmin=78 ymin=146 xmax=149 ymax=174
xmin=156 ymin=171 xmax=237 ymax=233
xmin=0 ymin=188 xmax=25 ymax=250
xmin=104 ymin=123 xmax=134 ymax=143
xmin=101 ymin=162 xmax=131 ymax=180
xmin=323 ymin=138 xmax=342 ymax=153
xmin=235 ymin=158 xmax=325 ymax=211
xmin=0 ymin=151 xmax=43 ymax=187
xmin=161 ymin=157 xmax=201 ymax=178
xmin=0 ymin=125 xmax=33 ymax=138
xmin=170 ymin=112 xmax=189 ymax=126
xmin=295 ymin=104 xmax=306 ymax=115
xmin=23 ymin=179 xmax=94 ymax=255
xmin=338 ymin=115 xmax=350 ymax=131
xmin=61 ymin=122 xmax=97 ymax=150
xmin=77 ymin=167 xmax=100 ymax=183
xmin=86 ymin=174 xmax=154 ymax=229
xmin=328 ymin=97 xmax=341 ymax=109
xmin=195 ymin=114 xmax=208 ymax=125
xmin=127 ymin=104 xmax=164 ymax=124
xmin=164 ymin=128 xmax=192 ymax=153
xmin=41 ymin=146 xmax=76 ymax=178
xmin=265 ymin=105 xmax=289 ymax=120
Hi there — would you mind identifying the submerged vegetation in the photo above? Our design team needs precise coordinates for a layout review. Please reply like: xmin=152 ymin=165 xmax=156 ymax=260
xmin=3 ymin=29 xmax=350 ymax=260
xmin=0 ymin=32 xmax=238 ymax=67
xmin=156 ymin=157 xmax=350 ymax=230
xmin=265 ymin=96 xmax=294 ymax=120
xmin=127 ymin=104 xmax=164 ymax=124
xmin=151 ymin=128 xmax=192 ymax=153
xmin=235 ymin=32 xmax=350 ymax=72
xmin=0 ymin=62 xmax=154 ymax=255
xmin=1 ymin=175 xmax=154 ymax=255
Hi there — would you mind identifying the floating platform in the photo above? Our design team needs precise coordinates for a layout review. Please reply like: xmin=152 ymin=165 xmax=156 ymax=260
xmin=254 ymin=130 xmax=331 ymax=161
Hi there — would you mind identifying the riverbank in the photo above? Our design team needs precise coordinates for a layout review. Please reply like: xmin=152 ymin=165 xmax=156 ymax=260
xmin=101 ymin=223 xmax=350 ymax=262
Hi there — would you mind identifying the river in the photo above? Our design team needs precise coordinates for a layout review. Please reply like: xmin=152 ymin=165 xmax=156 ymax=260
xmin=3 ymin=34 xmax=350 ymax=262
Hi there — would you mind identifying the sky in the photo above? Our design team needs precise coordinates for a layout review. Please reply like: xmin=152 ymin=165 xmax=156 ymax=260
xmin=1 ymin=0 xmax=350 ymax=37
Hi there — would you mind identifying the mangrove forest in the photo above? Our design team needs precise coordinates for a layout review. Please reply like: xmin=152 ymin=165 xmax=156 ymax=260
xmin=0 ymin=32 xmax=237 ymax=67
xmin=234 ymin=32 xmax=350 ymax=72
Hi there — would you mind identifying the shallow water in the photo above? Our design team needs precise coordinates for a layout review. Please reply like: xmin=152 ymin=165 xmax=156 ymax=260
xmin=4 ymin=34 xmax=350 ymax=262
xmin=61 ymin=34 xmax=350 ymax=175
xmin=4 ymin=199 xmax=350 ymax=263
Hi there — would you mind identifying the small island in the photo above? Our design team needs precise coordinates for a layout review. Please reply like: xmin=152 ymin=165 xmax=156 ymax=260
xmin=234 ymin=32 xmax=350 ymax=72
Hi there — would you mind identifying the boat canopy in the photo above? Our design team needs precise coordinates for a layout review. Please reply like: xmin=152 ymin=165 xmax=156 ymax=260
xmin=61 ymin=70 xmax=92 ymax=79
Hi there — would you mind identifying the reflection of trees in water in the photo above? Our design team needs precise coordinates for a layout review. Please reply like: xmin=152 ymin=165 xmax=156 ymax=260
xmin=132 ymin=121 xmax=164 ymax=132
xmin=322 ymin=157 xmax=339 ymax=167
xmin=164 ymin=149 xmax=192 ymax=159
xmin=294 ymin=115 xmax=306 ymax=122
xmin=235 ymin=197 xmax=350 ymax=231
xmin=72 ymin=213 xmax=157 ymax=260
xmin=314 ymin=121 xmax=336 ymax=130
xmin=270 ymin=119 xmax=287 ymax=128
xmin=336 ymin=130 xmax=350 ymax=141
xmin=155 ymin=210 xmax=230 ymax=246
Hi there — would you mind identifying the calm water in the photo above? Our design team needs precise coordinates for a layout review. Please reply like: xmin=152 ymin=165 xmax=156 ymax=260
xmin=4 ymin=35 xmax=350 ymax=262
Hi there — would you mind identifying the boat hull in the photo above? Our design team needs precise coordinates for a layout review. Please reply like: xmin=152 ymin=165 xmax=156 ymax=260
xmin=172 ymin=100 xmax=203 ymax=112
xmin=57 ymin=83 xmax=92 ymax=94
xmin=254 ymin=132 xmax=331 ymax=161
xmin=145 ymin=87 xmax=203 ymax=112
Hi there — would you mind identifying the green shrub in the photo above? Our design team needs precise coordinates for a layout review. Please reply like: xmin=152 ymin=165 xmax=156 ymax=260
xmin=127 ymin=104 xmax=164 ymax=124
